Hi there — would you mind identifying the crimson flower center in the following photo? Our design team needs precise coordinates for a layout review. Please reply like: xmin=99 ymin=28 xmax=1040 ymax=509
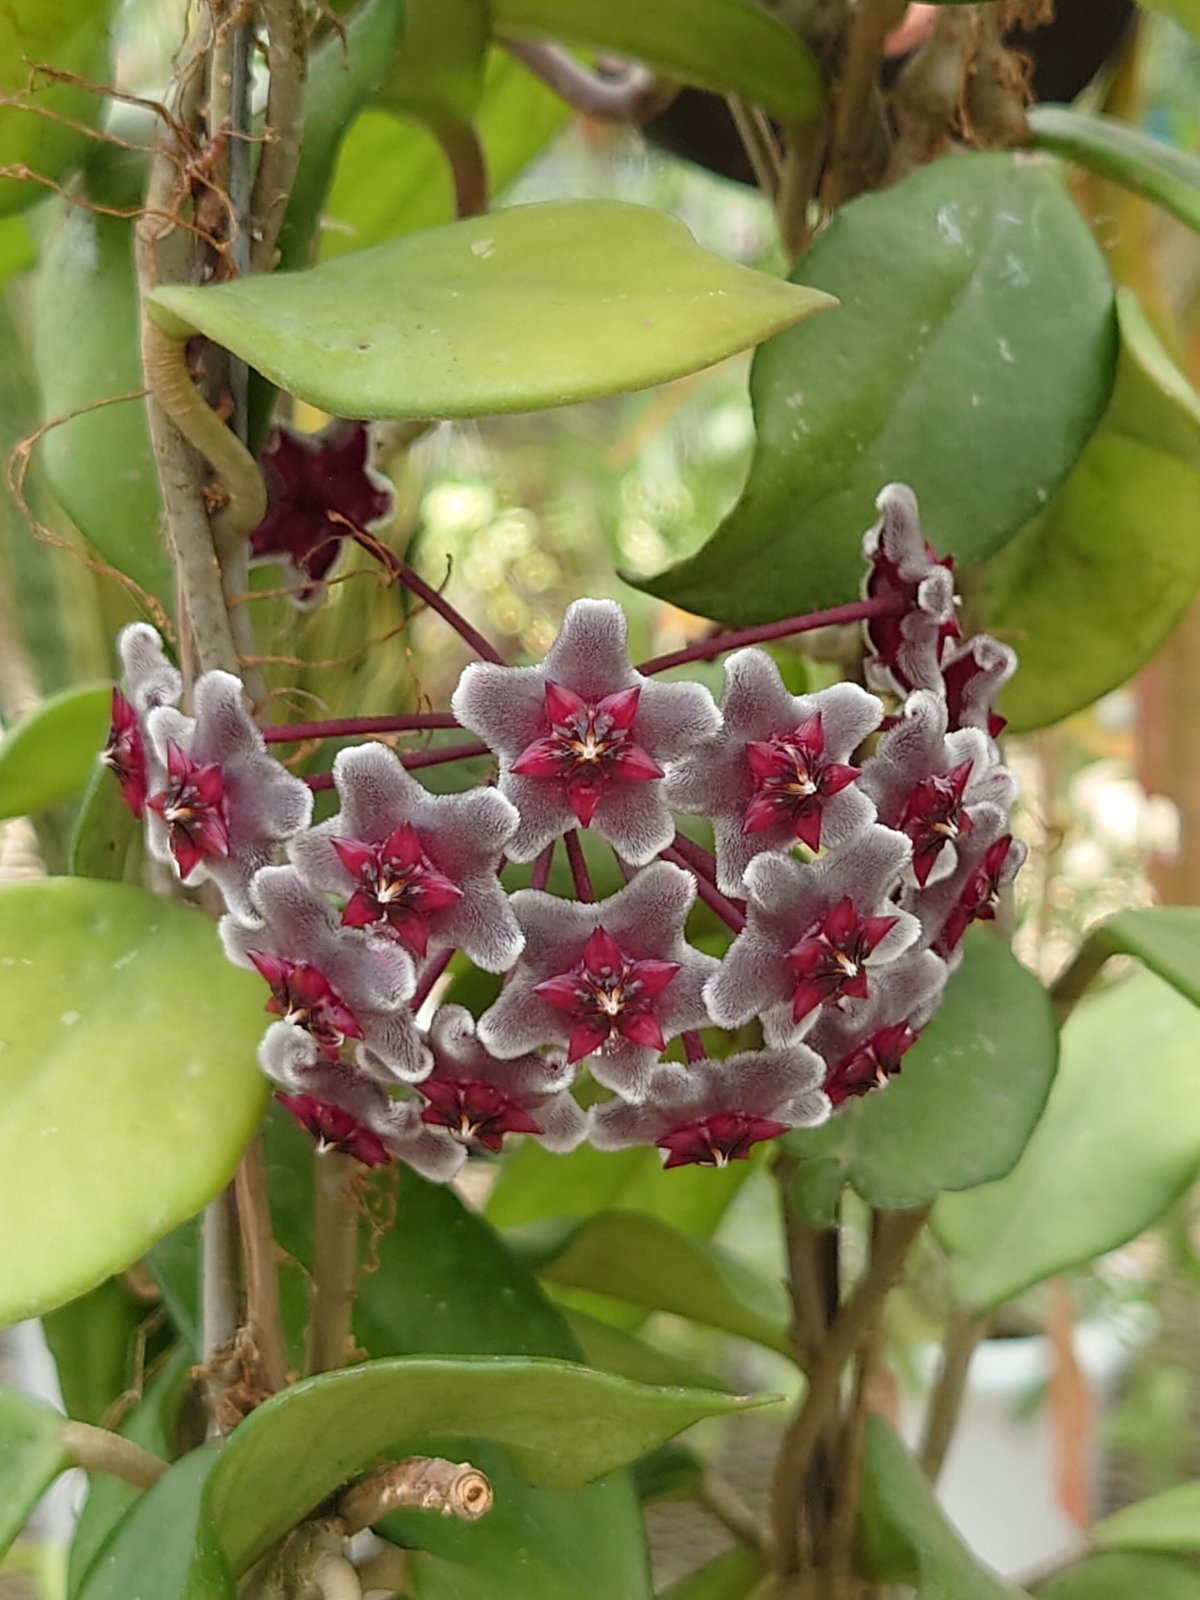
xmin=534 ymin=925 xmax=680 ymax=1063
xmin=418 ymin=1079 xmax=542 ymax=1152
xmin=248 ymin=951 xmax=364 ymax=1062
xmin=785 ymin=897 xmax=898 ymax=1024
xmin=146 ymin=740 xmax=230 ymax=879
xmin=743 ymin=714 xmax=859 ymax=851
xmin=656 ymin=1111 xmax=788 ymax=1169
xmin=511 ymin=681 xmax=663 ymax=828
xmin=898 ymin=762 xmax=974 ymax=885
xmin=332 ymin=825 xmax=462 ymax=957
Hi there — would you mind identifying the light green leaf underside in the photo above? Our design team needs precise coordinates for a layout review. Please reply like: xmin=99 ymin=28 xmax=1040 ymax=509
xmin=0 ymin=1386 xmax=70 ymax=1560
xmin=935 ymin=971 xmax=1200 ymax=1311
xmin=0 ymin=879 xmax=268 ymax=1326
xmin=1029 ymin=105 xmax=1200 ymax=236
xmin=147 ymin=201 xmax=832 ymax=419
xmin=0 ymin=683 xmax=110 ymax=820
xmin=1095 ymin=1481 xmax=1200 ymax=1554
xmin=1038 ymin=1552 xmax=1200 ymax=1600
xmin=1095 ymin=905 xmax=1200 ymax=1009
xmin=203 ymin=1356 xmax=773 ymax=1574
xmin=490 ymin=0 xmax=823 ymax=124
xmin=986 ymin=290 xmax=1200 ymax=732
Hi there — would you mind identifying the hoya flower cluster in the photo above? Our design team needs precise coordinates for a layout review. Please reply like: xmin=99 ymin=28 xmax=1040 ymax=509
xmin=103 ymin=482 xmax=1023 ymax=1176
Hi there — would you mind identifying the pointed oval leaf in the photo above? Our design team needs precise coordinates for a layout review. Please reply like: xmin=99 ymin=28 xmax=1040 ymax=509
xmin=513 ymin=1210 xmax=791 ymax=1354
xmin=201 ymin=1357 xmax=770 ymax=1575
xmin=1029 ymin=106 xmax=1200 ymax=236
xmin=147 ymin=201 xmax=833 ymax=419
xmin=935 ymin=972 xmax=1200 ymax=1311
xmin=786 ymin=930 xmax=1058 ymax=1213
xmin=985 ymin=291 xmax=1200 ymax=731
xmin=490 ymin=0 xmax=822 ymax=123
xmin=635 ymin=152 xmax=1116 ymax=623
xmin=1095 ymin=1482 xmax=1200 ymax=1555
xmin=0 ymin=879 xmax=268 ymax=1325
xmin=0 ymin=683 xmax=110 ymax=821
xmin=0 ymin=1386 xmax=70 ymax=1559
xmin=1094 ymin=906 xmax=1200 ymax=1009
xmin=1039 ymin=1553 xmax=1200 ymax=1600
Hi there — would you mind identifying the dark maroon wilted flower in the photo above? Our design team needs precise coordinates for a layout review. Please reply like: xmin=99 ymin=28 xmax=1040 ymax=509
xmin=823 ymin=1022 xmax=918 ymax=1107
xmin=941 ymin=634 xmax=1017 ymax=742
xmin=452 ymin=599 xmax=719 ymax=864
xmin=289 ymin=742 xmax=522 ymax=972
xmin=666 ymin=649 xmax=881 ymax=895
xmin=250 ymin=419 xmax=393 ymax=606
xmin=478 ymin=861 xmax=716 ymax=1100
xmin=590 ymin=1047 xmax=828 ymax=1168
xmin=247 ymin=950 xmax=364 ymax=1063
xmin=933 ymin=833 xmax=1022 ymax=957
xmin=861 ymin=483 xmax=959 ymax=697
xmin=276 ymin=1092 xmax=391 ymax=1166
xmin=101 ymin=625 xmax=184 ymax=819
xmin=102 ymin=689 xmax=148 ymax=819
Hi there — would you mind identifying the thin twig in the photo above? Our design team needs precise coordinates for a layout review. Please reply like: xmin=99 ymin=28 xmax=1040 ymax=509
xmin=263 ymin=712 xmax=459 ymax=743
xmin=636 ymin=595 xmax=903 ymax=675
xmin=770 ymin=1206 xmax=930 ymax=1577
xmin=531 ymin=840 xmax=555 ymax=891
xmin=343 ymin=523 xmax=504 ymax=665
xmin=248 ymin=0 xmax=307 ymax=271
xmin=564 ymin=829 xmax=594 ymax=901
xmin=726 ymin=95 xmax=782 ymax=199
xmin=502 ymin=39 xmax=676 ymax=123
xmin=821 ymin=0 xmax=909 ymax=210
xmin=660 ymin=845 xmax=745 ymax=932
xmin=62 ymin=1421 xmax=168 ymax=1489
xmin=919 ymin=1306 xmax=990 ymax=1482
xmin=235 ymin=1133 xmax=290 ymax=1394
xmin=306 ymin=1152 xmax=360 ymax=1375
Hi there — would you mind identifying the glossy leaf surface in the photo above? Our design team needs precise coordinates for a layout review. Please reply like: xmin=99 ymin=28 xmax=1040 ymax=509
xmin=0 ymin=879 xmax=268 ymax=1325
xmin=148 ymin=202 xmax=833 ymax=419
xmin=0 ymin=1386 xmax=69 ymax=1559
xmin=1029 ymin=106 xmax=1200 ymax=235
xmin=936 ymin=972 xmax=1200 ymax=1310
xmin=1093 ymin=905 xmax=1200 ymax=1008
xmin=1039 ymin=1553 xmax=1200 ymax=1600
xmin=858 ymin=1417 xmax=1026 ymax=1599
xmin=490 ymin=0 xmax=822 ymax=122
xmin=34 ymin=203 xmax=168 ymax=606
xmin=203 ymin=1357 xmax=768 ymax=1574
xmin=786 ymin=931 xmax=1057 ymax=1215
xmin=985 ymin=292 xmax=1200 ymax=731
xmin=1095 ymin=1481 xmax=1200 ymax=1553
xmin=513 ymin=1210 xmax=790 ymax=1354
xmin=636 ymin=153 xmax=1116 ymax=623
xmin=381 ymin=0 xmax=489 ymax=128
xmin=0 ymin=1 xmax=114 ymax=217
xmin=0 ymin=683 xmax=109 ymax=820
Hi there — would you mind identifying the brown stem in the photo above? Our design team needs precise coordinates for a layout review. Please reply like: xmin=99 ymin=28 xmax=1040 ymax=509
xmin=726 ymin=95 xmax=782 ymax=199
xmin=306 ymin=1152 xmax=360 ymax=1376
xmin=501 ymin=39 xmax=676 ymax=124
xmin=698 ymin=1471 xmax=766 ymax=1552
xmin=338 ymin=1457 xmax=493 ymax=1532
xmin=235 ymin=1134 xmax=289 ymax=1394
xmin=919 ymin=1306 xmax=990 ymax=1482
xmin=1048 ymin=935 xmax=1109 ymax=1026
xmin=248 ymin=0 xmax=307 ymax=272
xmin=821 ymin=0 xmax=909 ymax=210
xmin=438 ymin=122 xmax=489 ymax=219
xmin=774 ymin=1151 xmax=834 ymax=1374
xmin=770 ymin=1206 xmax=929 ymax=1578
xmin=62 ymin=1421 xmax=168 ymax=1489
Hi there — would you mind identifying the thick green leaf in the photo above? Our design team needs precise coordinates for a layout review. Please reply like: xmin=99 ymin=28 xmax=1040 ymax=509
xmin=786 ymin=930 xmax=1058 ymax=1213
xmin=0 ymin=683 xmax=109 ymax=821
xmin=1092 ymin=906 xmax=1200 ymax=1009
xmin=0 ymin=879 xmax=268 ymax=1326
xmin=512 ymin=1210 xmax=790 ymax=1354
xmin=69 ymin=764 xmax=142 ymax=883
xmin=636 ymin=153 xmax=1116 ymax=624
xmin=658 ymin=1546 xmax=766 ymax=1599
xmin=33 ymin=203 xmax=169 ymax=606
xmin=277 ymin=0 xmax=408 ymax=269
xmin=1094 ymin=1482 xmax=1200 ymax=1554
xmin=858 ymin=1417 xmax=1027 ymax=1600
xmin=321 ymin=47 xmax=568 ymax=259
xmin=490 ymin=0 xmax=822 ymax=122
xmin=935 ymin=972 xmax=1200 ymax=1311
xmin=564 ymin=1311 xmax=729 ymax=1391
xmin=985 ymin=291 xmax=1200 ymax=731
xmin=200 ymin=1358 xmax=767 ymax=1575
xmin=147 ymin=201 xmax=832 ymax=419
xmin=42 ymin=1279 xmax=144 ymax=1427
xmin=1029 ymin=106 xmax=1200 ymax=235
xmin=1038 ymin=1552 xmax=1200 ymax=1600
xmin=0 ymin=1387 xmax=70 ymax=1559
xmin=67 ymin=1350 xmax=189 ymax=1600
xmin=75 ymin=1444 xmax=230 ymax=1600
xmin=0 ymin=1 xmax=114 ymax=218
xmin=381 ymin=0 xmax=489 ymax=128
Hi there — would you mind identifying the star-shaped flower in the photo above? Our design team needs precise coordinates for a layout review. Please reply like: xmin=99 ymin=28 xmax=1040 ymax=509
xmin=705 ymin=825 xmax=919 ymax=1043
xmin=861 ymin=483 xmax=959 ymax=697
xmin=859 ymin=690 xmax=1015 ymax=888
xmin=221 ymin=865 xmax=431 ymax=1083
xmin=477 ymin=862 xmax=717 ymax=1101
xmin=250 ymin=420 xmax=393 ymax=606
xmin=941 ymin=634 xmax=1017 ymax=742
xmin=264 ymin=1037 xmax=462 ymax=1180
xmin=451 ymin=599 xmax=720 ymax=864
xmin=145 ymin=672 xmax=312 ymax=923
xmin=289 ymin=742 xmax=522 ymax=972
xmin=590 ymin=1047 xmax=828 ymax=1168
xmin=101 ymin=625 xmax=184 ymax=819
xmin=416 ymin=1004 xmax=586 ymax=1154
xmin=901 ymin=808 xmax=1026 ymax=960
xmin=665 ymin=649 xmax=880 ymax=895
